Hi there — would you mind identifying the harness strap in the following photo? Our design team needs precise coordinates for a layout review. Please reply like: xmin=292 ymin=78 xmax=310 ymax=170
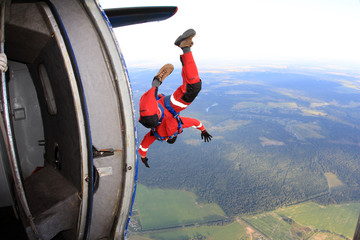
xmin=152 ymin=95 xmax=183 ymax=141
xmin=157 ymin=103 xmax=164 ymax=126
xmin=164 ymin=95 xmax=178 ymax=117
xmin=164 ymin=95 xmax=183 ymax=134
xmin=151 ymin=128 xmax=180 ymax=142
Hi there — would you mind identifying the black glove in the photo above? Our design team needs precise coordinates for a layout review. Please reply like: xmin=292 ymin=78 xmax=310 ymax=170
xmin=201 ymin=130 xmax=212 ymax=142
xmin=141 ymin=157 xmax=150 ymax=168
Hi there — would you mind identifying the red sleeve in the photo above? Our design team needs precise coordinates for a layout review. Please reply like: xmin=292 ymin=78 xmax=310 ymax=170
xmin=139 ymin=131 xmax=156 ymax=157
xmin=181 ymin=117 xmax=205 ymax=131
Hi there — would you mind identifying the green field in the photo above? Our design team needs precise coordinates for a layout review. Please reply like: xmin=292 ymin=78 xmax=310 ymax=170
xmin=130 ymin=185 xmax=360 ymax=240
xmin=275 ymin=202 xmax=360 ymax=238
xmin=324 ymin=172 xmax=345 ymax=189
xmin=133 ymin=184 xmax=226 ymax=230
xmin=243 ymin=212 xmax=294 ymax=239
xmin=244 ymin=201 xmax=360 ymax=239
xmin=129 ymin=222 xmax=248 ymax=240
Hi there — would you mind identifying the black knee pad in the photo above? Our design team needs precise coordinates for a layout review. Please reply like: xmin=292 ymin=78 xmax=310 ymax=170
xmin=139 ymin=114 xmax=159 ymax=128
xmin=181 ymin=80 xmax=202 ymax=103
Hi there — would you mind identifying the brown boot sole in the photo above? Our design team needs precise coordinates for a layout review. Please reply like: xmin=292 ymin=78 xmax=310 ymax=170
xmin=179 ymin=36 xmax=195 ymax=48
xmin=155 ymin=64 xmax=174 ymax=82
xmin=174 ymin=29 xmax=196 ymax=47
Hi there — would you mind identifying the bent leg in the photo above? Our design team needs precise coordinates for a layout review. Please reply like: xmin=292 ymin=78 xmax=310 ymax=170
xmin=140 ymin=86 xmax=158 ymax=108
xmin=139 ymin=86 xmax=160 ymax=128
xmin=170 ymin=52 xmax=202 ymax=113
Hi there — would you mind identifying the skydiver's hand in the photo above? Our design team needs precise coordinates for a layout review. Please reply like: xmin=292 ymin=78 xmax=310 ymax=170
xmin=0 ymin=53 xmax=8 ymax=72
xmin=201 ymin=130 xmax=212 ymax=142
xmin=141 ymin=157 xmax=150 ymax=168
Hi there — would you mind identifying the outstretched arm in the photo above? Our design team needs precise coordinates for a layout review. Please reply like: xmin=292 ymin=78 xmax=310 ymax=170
xmin=181 ymin=117 xmax=212 ymax=142
xmin=139 ymin=131 xmax=156 ymax=167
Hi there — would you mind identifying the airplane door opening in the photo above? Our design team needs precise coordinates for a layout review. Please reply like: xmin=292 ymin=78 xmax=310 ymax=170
xmin=0 ymin=0 xmax=139 ymax=239
xmin=3 ymin=1 xmax=91 ymax=239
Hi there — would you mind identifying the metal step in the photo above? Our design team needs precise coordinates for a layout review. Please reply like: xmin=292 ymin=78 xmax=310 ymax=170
xmin=22 ymin=165 xmax=80 ymax=240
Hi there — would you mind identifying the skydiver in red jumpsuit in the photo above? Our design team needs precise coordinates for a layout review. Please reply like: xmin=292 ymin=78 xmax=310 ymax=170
xmin=138 ymin=29 xmax=212 ymax=168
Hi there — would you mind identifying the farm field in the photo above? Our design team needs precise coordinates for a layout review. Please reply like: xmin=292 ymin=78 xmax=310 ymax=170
xmin=129 ymin=222 xmax=248 ymax=240
xmin=275 ymin=202 xmax=360 ymax=238
xmin=133 ymin=184 xmax=226 ymax=230
xmin=244 ymin=202 xmax=360 ymax=239
xmin=242 ymin=212 xmax=295 ymax=239
xmin=129 ymin=185 xmax=360 ymax=240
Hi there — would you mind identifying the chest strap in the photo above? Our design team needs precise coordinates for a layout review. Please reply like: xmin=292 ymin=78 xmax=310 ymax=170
xmin=151 ymin=95 xmax=183 ymax=142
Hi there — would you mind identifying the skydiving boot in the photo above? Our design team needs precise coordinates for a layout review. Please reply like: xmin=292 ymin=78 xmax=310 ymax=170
xmin=174 ymin=29 xmax=196 ymax=48
xmin=152 ymin=63 xmax=174 ymax=87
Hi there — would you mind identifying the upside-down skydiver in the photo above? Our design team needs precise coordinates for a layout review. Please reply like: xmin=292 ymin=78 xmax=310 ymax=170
xmin=138 ymin=29 xmax=212 ymax=168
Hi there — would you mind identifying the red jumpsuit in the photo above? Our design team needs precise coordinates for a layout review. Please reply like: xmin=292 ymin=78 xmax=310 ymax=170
xmin=139 ymin=52 xmax=205 ymax=157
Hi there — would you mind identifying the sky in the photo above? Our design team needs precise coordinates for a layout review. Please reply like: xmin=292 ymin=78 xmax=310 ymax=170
xmin=98 ymin=0 xmax=360 ymax=69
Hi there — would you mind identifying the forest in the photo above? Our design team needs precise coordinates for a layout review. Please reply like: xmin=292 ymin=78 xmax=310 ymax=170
xmin=138 ymin=113 xmax=360 ymax=216
xmin=134 ymin=69 xmax=360 ymax=216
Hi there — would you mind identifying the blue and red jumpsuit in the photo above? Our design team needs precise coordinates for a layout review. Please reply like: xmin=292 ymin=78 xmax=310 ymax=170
xmin=139 ymin=52 xmax=205 ymax=158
